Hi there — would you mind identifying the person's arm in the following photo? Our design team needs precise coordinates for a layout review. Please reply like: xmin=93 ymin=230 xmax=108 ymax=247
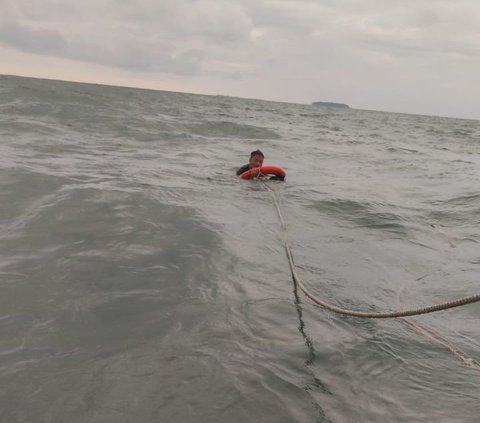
xmin=236 ymin=164 xmax=249 ymax=176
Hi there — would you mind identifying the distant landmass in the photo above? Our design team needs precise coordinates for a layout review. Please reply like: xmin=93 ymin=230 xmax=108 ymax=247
xmin=312 ymin=101 xmax=350 ymax=109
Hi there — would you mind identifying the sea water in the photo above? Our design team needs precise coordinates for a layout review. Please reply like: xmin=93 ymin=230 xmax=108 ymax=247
xmin=1 ymin=74 xmax=479 ymax=422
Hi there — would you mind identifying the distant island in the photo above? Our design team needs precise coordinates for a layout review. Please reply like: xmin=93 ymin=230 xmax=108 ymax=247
xmin=312 ymin=101 xmax=350 ymax=109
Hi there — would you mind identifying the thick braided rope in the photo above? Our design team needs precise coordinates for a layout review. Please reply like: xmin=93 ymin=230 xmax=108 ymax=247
xmin=263 ymin=180 xmax=480 ymax=319
xmin=286 ymin=243 xmax=480 ymax=318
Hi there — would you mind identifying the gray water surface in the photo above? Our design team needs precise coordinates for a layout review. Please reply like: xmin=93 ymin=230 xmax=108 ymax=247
xmin=1 ymin=75 xmax=480 ymax=422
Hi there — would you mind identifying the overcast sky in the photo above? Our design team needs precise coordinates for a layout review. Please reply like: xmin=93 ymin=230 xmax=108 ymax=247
xmin=1 ymin=0 xmax=479 ymax=119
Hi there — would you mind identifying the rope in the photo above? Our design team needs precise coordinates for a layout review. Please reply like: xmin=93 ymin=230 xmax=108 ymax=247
xmin=259 ymin=179 xmax=479 ymax=367
xmin=261 ymin=180 xmax=480 ymax=319
xmin=400 ymin=318 xmax=480 ymax=368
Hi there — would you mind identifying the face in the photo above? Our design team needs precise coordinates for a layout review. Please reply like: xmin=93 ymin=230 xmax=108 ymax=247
xmin=249 ymin=154 xmax=264 ymax=168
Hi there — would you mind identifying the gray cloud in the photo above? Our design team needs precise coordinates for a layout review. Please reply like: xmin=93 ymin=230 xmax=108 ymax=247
xmin=0 ymin=17 xmax=205 ymax=74
xmin=0 ymin=20 xmax=67 ymax=55
xmin=3 ymin=0 xmax=479 ymax=72
xmin=0 ymin=0 xmax=255 ymax=75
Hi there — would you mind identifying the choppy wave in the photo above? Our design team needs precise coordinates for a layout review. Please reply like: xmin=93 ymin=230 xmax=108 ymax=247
xmin=1 ymin=75 xmax=479 ymax=423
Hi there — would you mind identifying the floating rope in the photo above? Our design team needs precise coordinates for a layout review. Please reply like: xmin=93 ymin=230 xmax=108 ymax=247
xmin=262 ymin=181 xmax=480 ymax=318
xmin=400 ymin=318 xmax=480 ymax=368
xmin=261 ymin=180 xmax=479 ymax=366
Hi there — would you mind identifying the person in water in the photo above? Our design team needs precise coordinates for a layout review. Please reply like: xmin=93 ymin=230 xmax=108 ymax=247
xmin=236 ymin=150 xmax=285 ymax=181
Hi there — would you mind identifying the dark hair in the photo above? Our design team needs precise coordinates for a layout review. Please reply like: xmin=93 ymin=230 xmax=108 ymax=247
xmin=250 ymin=149 xmax=264 ymax=158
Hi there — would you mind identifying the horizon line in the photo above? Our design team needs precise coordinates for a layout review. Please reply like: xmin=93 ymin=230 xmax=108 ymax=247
xmin=2 ymin=72 xmax=478 ymax=122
